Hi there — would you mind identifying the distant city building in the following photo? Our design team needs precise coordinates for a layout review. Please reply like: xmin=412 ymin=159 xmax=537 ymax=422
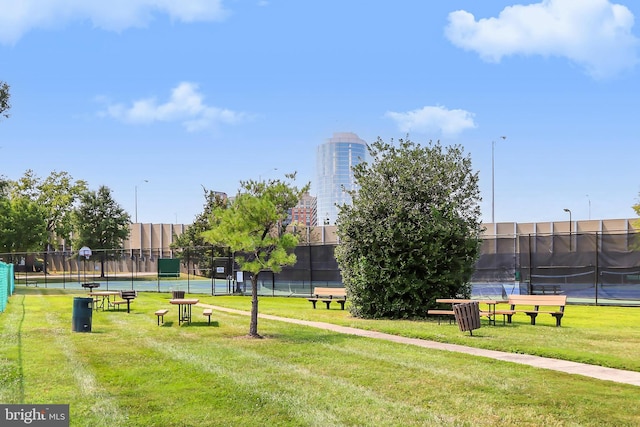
xmin=290 ymin=192 xmax=317 ymax=227
xmin=316 ymin=132 xmax=367 ymax=225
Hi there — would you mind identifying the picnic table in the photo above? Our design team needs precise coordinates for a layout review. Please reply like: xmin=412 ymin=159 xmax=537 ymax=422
xmin=433 ymin=299 xmax=509 ymax=325
xmin=169 ymin=298 xmax=199 ymax=325
xmin=88 ymin=291 xmax=120 ymax=311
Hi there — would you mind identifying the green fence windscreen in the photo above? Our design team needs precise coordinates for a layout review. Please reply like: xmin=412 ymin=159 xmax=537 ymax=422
xmin=0 ymin=262 xmax=15 ymax=312
xmin=158 ymin=258 xmax=180 ymax=278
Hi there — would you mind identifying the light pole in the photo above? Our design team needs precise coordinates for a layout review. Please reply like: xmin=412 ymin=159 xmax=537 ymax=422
xmin=135 ymin=180 xmax=149 ymax=223
xmin=258 ymin=167 xmax=278 ymax=181
xmin=564 ymin=208 xmax=572 ymax=251
xmin=586 ymin=194 xmax=591 ymax=220
xmin=491 ymin=136 xmax=507 ymax=224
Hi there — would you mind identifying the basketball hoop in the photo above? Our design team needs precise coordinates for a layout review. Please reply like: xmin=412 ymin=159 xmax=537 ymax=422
xmin=79 ymin=246 xmax=92 ymax=260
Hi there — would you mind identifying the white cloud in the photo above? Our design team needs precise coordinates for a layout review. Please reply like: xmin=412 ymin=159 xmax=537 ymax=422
xmin=385 ymin=106 xmax=477 ymax=137
xmin=0 ymin=0 xmax=229 ymax=44
xmin=99 ymin=82 xmax=247 ymax=132
xmin=445 ymin=0 xmax=639 ymax=79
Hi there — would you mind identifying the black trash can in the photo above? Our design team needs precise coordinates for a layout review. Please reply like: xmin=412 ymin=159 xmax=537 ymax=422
xmin=72 ymin=297 xmax=93 ymax=332
xmin=172 ymin=290 xmax=185 ymax=299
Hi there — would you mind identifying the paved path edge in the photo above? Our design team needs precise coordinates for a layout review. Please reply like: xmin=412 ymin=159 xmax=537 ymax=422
xmin=198 ymin=303 xmax=640 ymax=387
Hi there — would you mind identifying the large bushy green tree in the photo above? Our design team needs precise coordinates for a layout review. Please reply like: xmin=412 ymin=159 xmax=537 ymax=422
xmin=202 ymin=173 xmax=309 ymax=337
xmin=0 ymin=195 xmax=47 ymax=254
xmin=71 ymin=186 xmax=131 ymax=277
xmin=12 ymin=169 xmax=88 ymax=252
xmin=335 ymin=137 xmax=483 ymax=319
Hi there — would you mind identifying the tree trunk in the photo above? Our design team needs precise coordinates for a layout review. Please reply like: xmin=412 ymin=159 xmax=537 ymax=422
xmin=100 ymin=256 xmax=105 ymax=278
xmin=249 ymin=273 xmax=261 ymax=338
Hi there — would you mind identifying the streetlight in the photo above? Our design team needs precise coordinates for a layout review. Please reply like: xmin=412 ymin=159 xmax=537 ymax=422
xmin=586 ymin=194 xmax=591 ymax=220
xmin=491 ymin=136 xmax=507 ymax=224
xmin=135 ymin=180 xmax=149 ymax=223
xmin=564 ymin=208 xmax=572 ymax=251
xmin=258 ymin=167 xmax=278 ymax=181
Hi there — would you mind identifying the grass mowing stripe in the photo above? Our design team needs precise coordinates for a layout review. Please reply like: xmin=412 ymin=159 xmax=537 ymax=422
xmin=112 ymin=310 xmax=436 ymax=426
xmin=44 ymin=312 xmax=128 ymax=426
xmin=5 ymin=290 xmax=640 ymax=425
xmin=0 ymin=294 xmax=25 ymax=402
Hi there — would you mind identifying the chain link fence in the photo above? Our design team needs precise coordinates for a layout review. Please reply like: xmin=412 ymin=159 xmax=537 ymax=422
xmin=3 ymin=231 xmax=640 ymax=306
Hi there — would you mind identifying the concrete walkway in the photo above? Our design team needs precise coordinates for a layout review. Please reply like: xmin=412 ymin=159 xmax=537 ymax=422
xmin=199 ymin=303 xmax=640 ymax=387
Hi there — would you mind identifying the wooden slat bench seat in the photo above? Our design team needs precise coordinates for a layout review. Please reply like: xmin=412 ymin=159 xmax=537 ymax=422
xmin=203 ymin=308 xmax=213 ymax=325
xmin=155 ymin=309 xmax=169 ymax=325
xmin=426 ymin=309 xmax=455 ymax=324
xmin=505 ymin=295 xmax=567 ymax=326
xmin=308 ymin=287 xmax=347 ymax=309
xmin=431 ymin=299 xmax=517 ymax=326
xmin=428 ymin=307 xmax=510 ymax=325
xmin=531 ymin=284 xmax=564 ymax=295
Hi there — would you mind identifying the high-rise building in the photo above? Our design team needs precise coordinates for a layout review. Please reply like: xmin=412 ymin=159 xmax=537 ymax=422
xmin=290 ymin=192 xmax=317 ymax=227
xmin=316 ymin=132 xmax=367 ymax=225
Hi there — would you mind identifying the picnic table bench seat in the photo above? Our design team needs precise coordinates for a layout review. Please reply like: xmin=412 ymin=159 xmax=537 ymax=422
xmin=203 ymin=308 xmax=213 ymax=325
xmin=426 ymin=309 xmax=455 ymax=324
xmin=428 ymin=295 xmax=567 ymax=327
xmin=308 ymin=287 xmax=347 ymax=310
xmin=155 ymin=309 xmax=169 ymax=325
xmin=427 ymin=308 xmax=501 ymax=324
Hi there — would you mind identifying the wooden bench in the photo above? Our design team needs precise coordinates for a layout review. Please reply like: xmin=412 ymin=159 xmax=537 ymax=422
xmin=308 ymin=287 xmax=347 ymax=309
xmin=428 ymin=308 xmax=500 ymax=325
xmin=531 ymin=284 xmax=564 ymax=295
xmin=203 ymin=308 xmax=213 ymax=325
xmin=155 ymin=309 xmax=169 ymax=325
xmin=426 ymin=309 xmax=455 ymax=324
xmin=429 ymin=298 xmax=501 ymax=325
xmin=503 ymin=295 xmax=567 ymax=326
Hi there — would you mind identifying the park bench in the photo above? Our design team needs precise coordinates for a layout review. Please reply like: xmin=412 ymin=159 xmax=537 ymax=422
xmin=155 ymin=309 xmax=169 ymax=325
xmin=503 ymin=294 xmax=567 ymax=326
xmin=308 ymin=287 xmax=347 ymax=310
xmin=112 ymin=290 xmax=137 ymax=313
xmin=530 ymin=284 xmax=563 ymax=295
xmin=203 ymin=308 xmax=213 ymax=325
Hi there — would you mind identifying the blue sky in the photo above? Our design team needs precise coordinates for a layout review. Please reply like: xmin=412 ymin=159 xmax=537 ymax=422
xmin=1 ymin=0 xmax=639 ymax=226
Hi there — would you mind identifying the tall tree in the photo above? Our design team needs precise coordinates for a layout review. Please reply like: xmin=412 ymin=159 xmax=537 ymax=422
xmin=335 ymin=137 xmax=483 ymax=319
xmin=202 ymin=173 xmax=309 ymax=337
xmin=632 ymin=195 xmax=640 ymax=241
xmin=0 ymin=195 xmax=47 ymax=254
xmin=0 ymin=80 xmax=10 ymax=120
xmin=171 ymin=186 xmax=230 ymax=276
xmin=71 ymin=185 xmax=131 ymax=277
xmin=11 ymin=169 xmax=88 ymax=251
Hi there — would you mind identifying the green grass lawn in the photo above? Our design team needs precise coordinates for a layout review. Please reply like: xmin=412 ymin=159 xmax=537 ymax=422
xmin=1 ymin=287 xmax=639 ymax=426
